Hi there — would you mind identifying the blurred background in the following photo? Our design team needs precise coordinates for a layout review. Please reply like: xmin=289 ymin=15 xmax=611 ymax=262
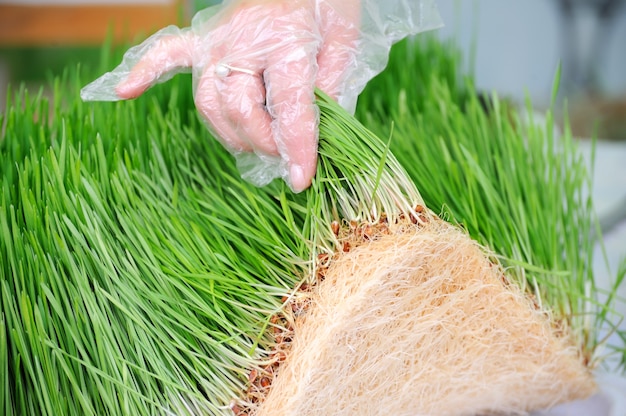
xmin=1 ymin=0 xmax=625 ymax=325
xmin=438 ymin=0 xmax=626 ymax=140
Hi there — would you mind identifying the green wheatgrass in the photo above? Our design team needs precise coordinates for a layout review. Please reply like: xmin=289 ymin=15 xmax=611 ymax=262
xmin=1 ymin=35 xmax=624 ymax=416
xmin=0 ymin=60 xmax=420 ymax=413
xmin=1 ymin=73 xmax=299 ymax=414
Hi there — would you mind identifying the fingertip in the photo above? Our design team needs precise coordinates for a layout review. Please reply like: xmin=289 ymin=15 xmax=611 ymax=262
xmin=115 ymin=83 xmax=141 ymax=100
xmin=112 ymin=31 xmax=195 ymax=100
xmin=115 ymin=74 xmax=150 ymax=100
xmin=289 ymin=165 xmax=308 ymax=193
xmin=289 ymin=161 xmax=316 ymax=193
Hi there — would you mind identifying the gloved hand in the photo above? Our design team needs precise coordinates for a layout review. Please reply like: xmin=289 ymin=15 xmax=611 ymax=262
xmin=81 ymin=0 xmax=441 ymax=192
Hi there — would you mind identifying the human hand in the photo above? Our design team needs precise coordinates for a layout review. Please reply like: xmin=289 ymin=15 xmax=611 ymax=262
xmin=82 ymin=0 xmax=359 ymax=192
xmin=81 ymin=0 xmax=441 ymax=191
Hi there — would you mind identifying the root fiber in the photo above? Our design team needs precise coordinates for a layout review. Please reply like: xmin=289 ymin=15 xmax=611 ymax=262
xmin=244 ymin=220 xmax=595 ymax=415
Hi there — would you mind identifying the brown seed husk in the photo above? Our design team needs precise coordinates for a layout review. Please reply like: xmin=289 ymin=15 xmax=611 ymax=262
xmin=255 ymin=220 xmax=595 ymax=416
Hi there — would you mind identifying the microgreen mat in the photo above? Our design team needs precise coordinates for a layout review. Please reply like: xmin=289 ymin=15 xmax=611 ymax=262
xmin=1 ymin=36 xmax=624 ymax=415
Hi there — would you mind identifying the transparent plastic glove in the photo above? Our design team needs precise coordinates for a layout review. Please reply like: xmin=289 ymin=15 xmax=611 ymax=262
xmin=81 ymin=0 xmax=442 ymax=192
